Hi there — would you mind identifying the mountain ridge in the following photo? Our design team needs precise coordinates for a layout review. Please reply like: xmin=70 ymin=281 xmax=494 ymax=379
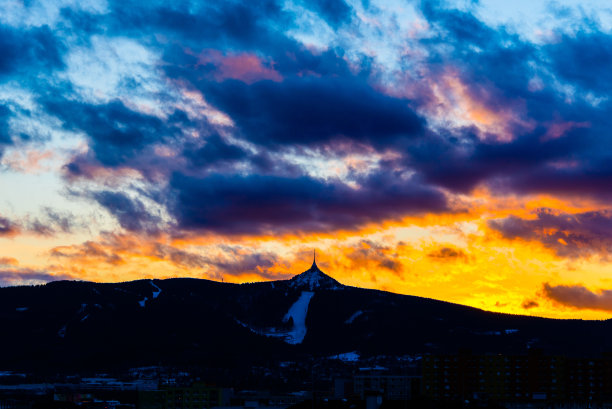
xmin=21 ymin=275 xmax=608 ymax=323
xmin=18 ymin=274 xmax=610 ymax=324
xmin=2 ymin=267 xmax=612 ymax=373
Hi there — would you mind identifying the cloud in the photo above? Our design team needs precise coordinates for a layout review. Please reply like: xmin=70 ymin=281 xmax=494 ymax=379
xmin=24 ymin=207 xmax=82 ymax=236
xmin=3 ymin=0 xmax=612 ymax=279
xmin=0 ymin=257 xmax=18 ymax=266
xmin=50 ymin=233 xmax=292 ymax=280
xmin=34 ymin=0 xmax=612 ymax=240
xmin=428 ymin=246 xmax=468 ymax=261
xmin=0 ymin=209 xmax=88 ymax=238
xmin=391 ymin=4 xmax=612 ymax=202
xmin=182 ymin=134 xmax=249 ymax=169
xmin=47 ymin=98 xmax=184 ymax=169
xmin=151 ymin=244 xmax=208 ymax=269
xmin=345 ymin=240 xmax=403 ymax=273
xmin=91 ymin=191 xmax=164 ymax=234
xmin=0 ymin=105 xmax=12 ymax=151
xmin=168 ymin=171 xmax=447 ymax=234
xmin=110 ymin=1 xmax=288 ymax=51
xmin=521 ymin=299 xmax=539 ymax=309
xmin=0 ymin=216 xmax=19 ymax=237
xmin=489 ymin=209 xmax=612 ymax=258
xmin=301 ymin=0 xmax=352 ymax=28
xmin=0 ymin=267 xmax=72 ymax=287
xmin=0 ymin=25 xmax=64 ymax=78
xmin=200 ymin=77 xmax=424 ymax=148
xmin=211 ymin=249 xmax=291 ymax=280
xmin=197 ymin=50 xmax=282 ymax=84
xmin=546 ymin=30 xmax=612 ymax=93
xmin=51 ymin=240 xmax=124 ymax=265
xmin=151 ymin=244 xmax=288 ymax=279
xmin=542 ymin=283 xmax=612 ymax=312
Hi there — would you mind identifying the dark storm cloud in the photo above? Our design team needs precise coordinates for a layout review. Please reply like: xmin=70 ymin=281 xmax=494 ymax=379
xmin=489 ymin=209 xmax=612 ymax=258
xmin=410 ymin=125 xmax=592 ymax=193
xmin=168 ymin=172 xmax=446 ymax=234
xmin=201 ymin=77 xmax=423 ymax=148
xmin=506 ymin=157 xmax=612 ymax=199
xmin=542 ymin=283 xmax=612 ymax=312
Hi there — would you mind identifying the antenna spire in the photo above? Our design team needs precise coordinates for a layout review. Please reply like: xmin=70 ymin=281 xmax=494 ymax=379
xmin=311 ymin=249 xmax=318 ymax=270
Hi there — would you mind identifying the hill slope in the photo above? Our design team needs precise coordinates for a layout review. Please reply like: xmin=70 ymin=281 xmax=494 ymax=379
xmin=1 ymin=262 xmax=611 ymax=372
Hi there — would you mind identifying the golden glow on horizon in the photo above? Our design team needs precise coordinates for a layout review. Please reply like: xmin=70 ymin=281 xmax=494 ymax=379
xmin=2 ymin=189 xmax=611 ymax=320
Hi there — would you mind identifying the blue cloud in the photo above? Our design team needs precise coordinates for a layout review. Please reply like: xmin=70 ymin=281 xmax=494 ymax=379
xmin=3 ymin=0 xmax=612 ymax=241
xmin=200 ymin=77 xmax=423 ymax=147
xmin=0 ymin=25 xmax=64 ymax=77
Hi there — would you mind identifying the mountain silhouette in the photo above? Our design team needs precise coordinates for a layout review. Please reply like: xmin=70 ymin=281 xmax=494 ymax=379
xmin=1 ymin=260 xmax=611 ymax=373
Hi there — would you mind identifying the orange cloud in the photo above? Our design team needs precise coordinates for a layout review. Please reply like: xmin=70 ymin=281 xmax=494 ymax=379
xmin=0 ymin=216 xmax=20 ymax=237
xmin=386 ymin=66 xmax=535 ymax=142
xmin=1 ymin=149 xmax=55 ymax=173
xmin=542 ymin=283 xmax=612 ymax=312
xmin=429 ymin=68 xmax=535 ymax=142
xmin=0 ymin=257 xmax=18 ymax=266
xmin=198 ymin=50 xmax=283 ymax=84
xmin=7 ymin=189 xmax=609 ymax=320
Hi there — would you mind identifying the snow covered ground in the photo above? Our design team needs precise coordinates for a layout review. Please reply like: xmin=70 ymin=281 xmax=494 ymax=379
xmin=329 ymin=351 xmax=360 ymax=362
xmin=150 ymin=281 xmax=162 ymax=298
xmin=235 ymin=291 xmax=316 ymax=345
xmin=345 ymin=310 xmax=363 ymax=324
xmin=282 ymin=291 xmax=315 ymax=344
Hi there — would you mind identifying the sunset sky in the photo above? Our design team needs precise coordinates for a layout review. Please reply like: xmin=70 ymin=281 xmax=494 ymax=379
xmin=2 ymin=0 xmax=612 ymax=319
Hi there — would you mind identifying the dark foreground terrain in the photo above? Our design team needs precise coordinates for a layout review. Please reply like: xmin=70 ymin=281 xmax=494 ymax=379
xmin=1 ymin=262 xmax=611 ymax=373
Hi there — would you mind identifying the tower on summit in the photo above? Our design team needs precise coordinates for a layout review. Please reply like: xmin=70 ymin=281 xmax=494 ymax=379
xmin=311 ymin=249 xmax=319 ymax=271
xmin=288 ymin=249 xmax=341 ymax=290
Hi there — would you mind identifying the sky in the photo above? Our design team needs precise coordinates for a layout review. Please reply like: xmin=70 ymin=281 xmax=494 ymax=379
xmin=2 ymin=0 xmax=612 ymax=319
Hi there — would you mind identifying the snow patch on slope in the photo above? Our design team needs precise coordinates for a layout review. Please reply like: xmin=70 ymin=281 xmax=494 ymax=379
xmin=234 ymin=291 xmax=315 ymax=345
xmin=282 ymin=291 xmax=315 ymax=344
xmin=150 ymin=281 xmax=162 ymax=299
xmin=329 ymin=351 xmax=360 ymax=362
xmin=290 ymin=270 xmax=341 ymax=290
xmin=345 ymin=310 xmax=363 ymax=324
